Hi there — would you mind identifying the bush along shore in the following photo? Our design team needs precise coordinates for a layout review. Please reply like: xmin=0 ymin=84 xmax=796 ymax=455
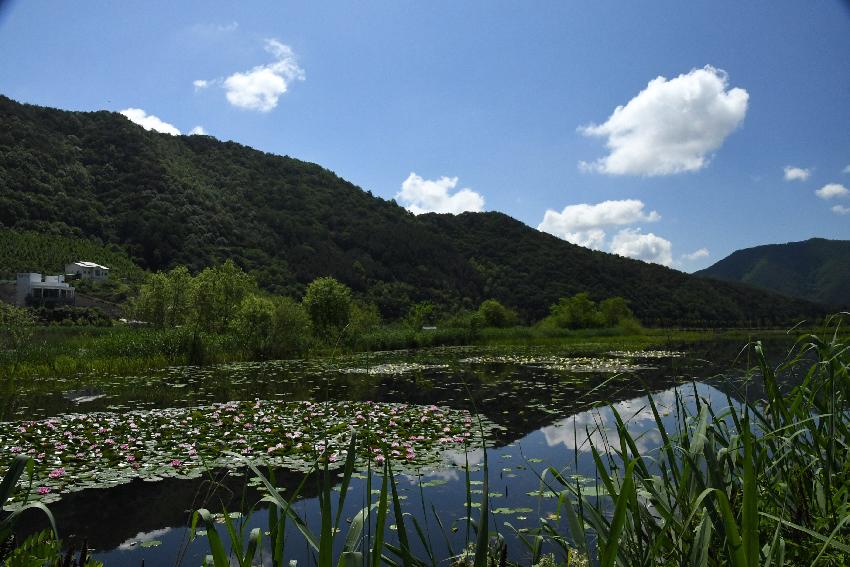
xmin=1 ymin=261 xmax=650 ymax=381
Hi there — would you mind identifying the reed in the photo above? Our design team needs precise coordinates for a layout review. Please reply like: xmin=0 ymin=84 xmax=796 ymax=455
xmin=528 ymin=313 xmax=850 ymax=565
xmin=192 ymin=316 xmax=850 ymax=565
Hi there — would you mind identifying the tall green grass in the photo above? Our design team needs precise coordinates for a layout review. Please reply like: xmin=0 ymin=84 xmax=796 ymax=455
xmin=1 ymin=456 xmax=58 ymax=563
xmin=1 ymin=455 xmax=102 ymax=565
xmin=193 ymin=316 xmax=850 ymax=565
xmin=530 ymin=314 xmax=850 ymax=565
xmin=0 ymin=326 xmax=245 ymax=380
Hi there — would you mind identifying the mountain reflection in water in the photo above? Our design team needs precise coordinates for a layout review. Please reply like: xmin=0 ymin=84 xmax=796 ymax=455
xmin=8 ymin=341 xmax=774 ymax=565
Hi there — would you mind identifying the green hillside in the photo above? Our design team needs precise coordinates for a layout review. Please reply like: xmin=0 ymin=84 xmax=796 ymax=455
xmin=0 ymin=229 xmax=145 ymax=281
xmin=0 ymin=94 xmax=826 ymax=325
xmin=696 ymin=238 xmax=850 ymax=308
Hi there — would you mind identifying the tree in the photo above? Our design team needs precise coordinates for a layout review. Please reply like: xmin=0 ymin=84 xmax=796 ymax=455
xmin=165 ymin=265 xmax=194 ymax=327
xmin=233 ymin=295 xmax=312 ymax=359
xmin=132 ymin=272 xmax=170 ymax=326
xmin=349 ymin=300 xmax=381 ymax=336
xmin=192 ymin=260 xmax=256 ymax=333
xmin=233 ymin=295 xmax=276 ymax=358
xmin=302 ymin=277 xmax=352 ymax=341
xmin=548 ymin=293 xmax=601 ymax=329
xmin=404 ymin=301 xmax=435 ymax=330
xmin=132 ymin=265 xmax=196 ymax=327
xmin=599 ymin=296 xmax=635 ymax=327
xmin=477 ymin=299 xmax=519 ymax=328
xmin=271 ymin=297 xmax=312 ymax=356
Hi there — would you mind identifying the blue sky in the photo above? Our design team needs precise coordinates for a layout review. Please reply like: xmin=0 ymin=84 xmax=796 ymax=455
xmin=1 ymin=1 xmax=848 ymax=271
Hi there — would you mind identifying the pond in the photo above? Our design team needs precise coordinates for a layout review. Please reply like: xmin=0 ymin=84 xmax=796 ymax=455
xmin=3 ymin=339 xmax=780 ymax=565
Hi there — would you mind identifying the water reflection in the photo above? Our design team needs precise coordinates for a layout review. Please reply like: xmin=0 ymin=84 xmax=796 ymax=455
xmin=6 ymin=342 xmax=767 ymax=565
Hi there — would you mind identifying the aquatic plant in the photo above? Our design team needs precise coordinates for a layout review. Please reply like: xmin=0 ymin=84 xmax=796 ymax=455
xmin=0 ymin=401 xmax=490 ymax=504
xmin=458 ymin=354 xmax=649 ymax=373
xmin=1 ymin=455 xmax=60 ymax=564
xmin=528 ymin=315 xmax=850 ymax=564
xmin=192 ymin=318 xmax=850 ymax=566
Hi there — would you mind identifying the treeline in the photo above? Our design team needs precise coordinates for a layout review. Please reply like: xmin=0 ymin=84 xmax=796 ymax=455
xmin=0 ymin=95 xmax=826 ymax=327
xmin=129 ymin=261 xmax=641 ymax=359
xmin=131 ymin=262 xmax=373 ymax=359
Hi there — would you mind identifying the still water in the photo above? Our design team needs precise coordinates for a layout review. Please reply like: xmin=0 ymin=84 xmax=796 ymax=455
xmin=5 ymin=340 xmax=777 ymax=565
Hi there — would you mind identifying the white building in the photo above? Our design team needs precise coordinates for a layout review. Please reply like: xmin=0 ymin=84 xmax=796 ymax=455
xmin=15 ymin=273 xmax=76 ymax=306
xmin=65 ymin=261 xmax=110 ymax=281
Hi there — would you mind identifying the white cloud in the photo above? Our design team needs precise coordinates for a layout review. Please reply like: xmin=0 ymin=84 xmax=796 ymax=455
xmin=119 ymin=108 xmax=180 ymax=135
xmin=783 ymin=166 xmax=810 ymax=182
xmin=610 ymin=229 xmax=673 ymax=266
xmin=193 ymin=79 xmax=210 ymax=90
xmin=396 ymin=173 xmax=485 ymax=215
xmin=843 ymin=165 xmax=850 ymax=174
xmin=579 ymin=65 xmax=748 ymax=176
xmin=542 ymin=389 xmax=681 ymax=454
xmin=118 ymin=527 xmax=173 ymax=551
xmin=557 ymin=228 xmax=608 ymax=250
xmin=221 ymin=39 xmax=304 ymax=112
xmin=189 ymin=126 xmax=206 ymax=135
xmin=537 ymin=199 xmax=660 ymax=249
xmin=815 ymin=183 xmax=849 ymax=200
xmin=682 ymin=248 xmax=710 ymax=261
xmin=832 ymin=205 xmax=850 ymax=215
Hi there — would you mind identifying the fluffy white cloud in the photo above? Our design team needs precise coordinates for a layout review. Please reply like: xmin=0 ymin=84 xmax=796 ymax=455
xmin=193 ymin=79 xmax=210 ymax=90
xmin=580 ymin=66 xmax=748 ymax=176
xmin=542 ymin=389 xmax=681 ymax=454
xmin=610 ymin=229 xmax=673 ymax=266
xmin=537 ymin=199 xmax=660 ymax=249
xmin=784 ymin=166 xmax=811 ymax=182
xmin=843 ymin=165 xmax=850 ymax=174
xmin=222 ymin=39 xmax=304 ymax=112
xmin=188 ymin=126 xmax=206 ymax=135
xmin=832 ymin=205 xmax=850 ymax=215
xmin=119 ymin=108 xmax=180 ymax=135
xmin=396 ymin=173 xmax=485 ymax=215
xmin=556 ymin=228 xmax=607 ymax=250
xmin=815 ymin=183 xmax=849 ymax=200
xmin=682 ymin=248 xmax=710 ymax=261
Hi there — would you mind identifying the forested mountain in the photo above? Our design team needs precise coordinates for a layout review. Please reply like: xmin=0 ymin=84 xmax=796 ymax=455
xmin=0 ymin=229 xmax=145 ymax=281
xmin=0 ymin=95 xmax=826 ymax=325
xmin=696 ymin=238 xmax=850 ymax=308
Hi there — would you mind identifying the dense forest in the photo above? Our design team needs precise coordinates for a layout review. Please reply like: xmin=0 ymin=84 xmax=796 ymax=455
xmin=697 ymin=238 xmax=850 ymax=308
xmin=0 ymin=229 xmax=144 ymax=281
xmin=0 ymin=95 xmax=827 ymax=326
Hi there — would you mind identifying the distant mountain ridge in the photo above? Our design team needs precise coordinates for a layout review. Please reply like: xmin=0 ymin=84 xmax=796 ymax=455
xmin=0 ymin=94 xmax=827 ymax=326
xmin=696 ymin=238 xmax=850 ymax=307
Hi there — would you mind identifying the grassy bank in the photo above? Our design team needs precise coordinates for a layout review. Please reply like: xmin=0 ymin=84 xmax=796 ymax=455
xmin=0 ymin=320 xmax=819 ymax=381
xmin=0 ymin=325 xmax=245 ymax=380
xmin=0 ymin=322 xmax=715 ymax=381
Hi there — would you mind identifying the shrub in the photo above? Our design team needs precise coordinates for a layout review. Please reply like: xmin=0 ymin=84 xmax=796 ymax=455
xmin=477 ymin=299 xmax=519 ymax=328
xmin=303 ymin=277 xmax=352 ymax=342
xmin=234 ymin=295 xmax=312 ymax=359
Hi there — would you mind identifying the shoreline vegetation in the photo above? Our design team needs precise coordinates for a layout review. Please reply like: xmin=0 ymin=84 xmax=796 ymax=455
xmin=0 ymin=259 xmax=830 ymax=382
xmin=3 ymin=258 xmax=848 ymax=565
xmin=2 ymin=316 xmax=849 ymax=565
xmin=0 ymin=323 xmax=807 ymax=383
